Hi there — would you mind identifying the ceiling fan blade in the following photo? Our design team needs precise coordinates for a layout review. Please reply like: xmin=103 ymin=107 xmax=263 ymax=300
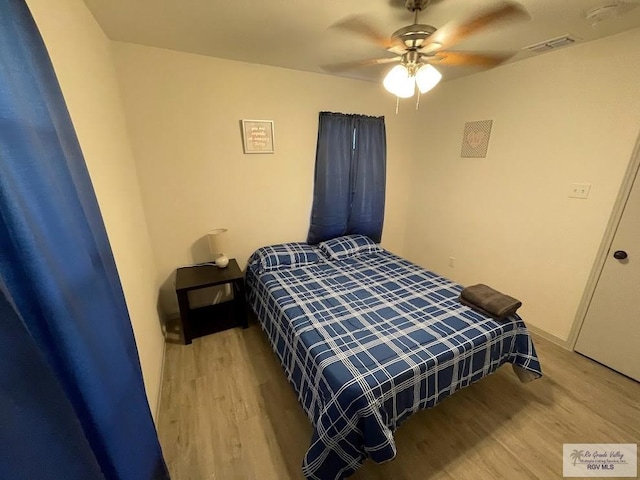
xmin=428 ymin=51 xmax=512 ymax=67
xmin=322 ymin=57 xmax=401 ymax=73
xmin=388 ymin=45 xmax=408 ymax=55
xmin=423 ymin=2 xmax=529 ymax=51
xmin=387 ymin=36 xmax=408 ymax=55
xmin=331 ymin=15 xmax=396 ymax=49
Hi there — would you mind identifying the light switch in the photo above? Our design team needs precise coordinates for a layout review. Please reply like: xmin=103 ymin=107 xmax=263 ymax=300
xmin=569 ymin=183 xmax=591 ymax=199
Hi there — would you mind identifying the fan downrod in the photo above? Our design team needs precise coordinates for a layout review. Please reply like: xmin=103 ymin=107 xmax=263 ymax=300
xmin=392 ymin=0 xmax=437 ymax=50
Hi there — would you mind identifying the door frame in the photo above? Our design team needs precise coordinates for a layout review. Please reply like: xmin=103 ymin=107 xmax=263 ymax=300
xmin=568 ymin=130 xmax=640 ymax=349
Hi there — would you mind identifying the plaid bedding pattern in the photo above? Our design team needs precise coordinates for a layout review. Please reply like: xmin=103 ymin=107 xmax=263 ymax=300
xmin=253 ymin=242 xmax=323 ymax=274
xmin=246 ymin=249 xmax=542 ymax=480
xmin=317 ymin=234 xmax=382 ymax=260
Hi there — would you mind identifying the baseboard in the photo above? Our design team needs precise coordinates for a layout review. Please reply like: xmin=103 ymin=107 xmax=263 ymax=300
xmin=526 ymin=324 xmax=570 ymax=350
xmin=155 ymin=340 xmax=167 ymax=424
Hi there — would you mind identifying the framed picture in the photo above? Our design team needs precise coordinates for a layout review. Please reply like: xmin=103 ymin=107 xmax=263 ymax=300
xmin=461 ymin=120 xmax=493 ymax=158
xmin=241 ymin=119 xmax=275 ymax=154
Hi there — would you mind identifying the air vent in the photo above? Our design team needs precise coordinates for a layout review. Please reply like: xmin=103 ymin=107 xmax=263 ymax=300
xmin=523 ymin=35 xmax=577 ymax=53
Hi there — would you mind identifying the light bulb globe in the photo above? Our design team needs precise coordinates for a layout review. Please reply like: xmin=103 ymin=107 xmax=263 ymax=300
xmin=415 ymin=64 xmax=442 ymax=94
xmin=383 ymin=65 xmax=415 ymax=98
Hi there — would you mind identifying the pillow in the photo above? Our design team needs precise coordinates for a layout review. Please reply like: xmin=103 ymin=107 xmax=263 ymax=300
xmin=318 ymin=235 xmax=382 ymax=260
xmin=251 ymin=242 xmax=322 ymax=274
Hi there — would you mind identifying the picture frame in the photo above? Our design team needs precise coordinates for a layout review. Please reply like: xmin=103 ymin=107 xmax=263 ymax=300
xmin=461 ymin=120 xmax=493 ymax=158
xmin=241 ymin=119 xmax=275 ymax=154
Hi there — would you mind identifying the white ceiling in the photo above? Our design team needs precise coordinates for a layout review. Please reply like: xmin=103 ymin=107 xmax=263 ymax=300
xmin=83 ymin=0 xmax=640 ymax=83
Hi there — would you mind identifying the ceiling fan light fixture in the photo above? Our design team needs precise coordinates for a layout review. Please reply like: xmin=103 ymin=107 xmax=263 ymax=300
xmin=415 ymin=64 xmax=442 ymax=93
xmin=383 ymin=64 xmax=416 ymax=98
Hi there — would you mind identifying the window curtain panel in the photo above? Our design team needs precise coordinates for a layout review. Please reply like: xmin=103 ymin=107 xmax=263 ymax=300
xmin=347 ymin=115 xmax=386 ymax=242
xmin=0 ymin=2 xmax=168 ymax=479
xmin=307 ymin=112 xmax=386 ymax=244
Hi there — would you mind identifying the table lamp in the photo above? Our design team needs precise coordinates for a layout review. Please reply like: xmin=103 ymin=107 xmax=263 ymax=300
xmin=207 ymin=228 xmax=229 ymax=268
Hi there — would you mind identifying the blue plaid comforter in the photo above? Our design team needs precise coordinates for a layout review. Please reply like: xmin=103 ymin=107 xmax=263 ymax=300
xmin=246 ymin=248 xmax=542 ymax=480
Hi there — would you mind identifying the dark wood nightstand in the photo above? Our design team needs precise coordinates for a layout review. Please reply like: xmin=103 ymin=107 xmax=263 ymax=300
xmin=175 ymin=258 xmax=247 ymax=345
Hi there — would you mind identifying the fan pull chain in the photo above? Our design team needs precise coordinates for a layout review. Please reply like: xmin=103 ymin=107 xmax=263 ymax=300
xmin=395 ymin=96 xmax=400 ymax=115
xmin=416 ymin=90 xmax=421 ymax=110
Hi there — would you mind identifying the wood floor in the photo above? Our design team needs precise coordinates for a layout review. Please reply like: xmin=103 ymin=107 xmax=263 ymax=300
xmin=157 ymin=318 xmax=640 ymax=479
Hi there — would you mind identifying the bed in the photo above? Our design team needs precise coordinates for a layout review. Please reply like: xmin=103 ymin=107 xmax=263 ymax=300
xmin=246 ymin=236 xmax=542 ymax=480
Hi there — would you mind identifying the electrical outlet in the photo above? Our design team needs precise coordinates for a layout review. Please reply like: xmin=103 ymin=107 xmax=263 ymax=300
xmin=569 ymin=183 xmax=591 ymax=199
xmin=448 ymin=256 xmax=455 ymax=268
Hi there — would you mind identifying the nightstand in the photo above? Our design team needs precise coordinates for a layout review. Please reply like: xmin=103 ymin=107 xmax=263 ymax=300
xmin=175 ymin=258 xmax=247 ymax=345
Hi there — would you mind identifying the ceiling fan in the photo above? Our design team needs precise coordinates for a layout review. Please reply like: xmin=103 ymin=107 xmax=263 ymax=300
xmin=324 ymin=0 xmax=529 ymax=99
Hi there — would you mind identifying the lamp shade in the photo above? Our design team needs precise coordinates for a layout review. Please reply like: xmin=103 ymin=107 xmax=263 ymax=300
xmin=415 ymin=64 xmax=442 ymax=94
xmin=383 ymin=65 xmax=415 ymax=98
xmin=207 ymin=228 xmax=230 ymax=268
xmin=207 ymin=228 xmax=228 ymax=256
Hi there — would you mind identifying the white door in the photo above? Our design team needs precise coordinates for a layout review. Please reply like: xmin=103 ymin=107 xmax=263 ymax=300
xmin=575 ymin=165 xmax=640 ymax=382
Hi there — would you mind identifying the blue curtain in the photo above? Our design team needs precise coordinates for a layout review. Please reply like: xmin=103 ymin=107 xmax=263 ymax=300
xmin=347 ymin=115 xmax=386 ymax=242
xmin=307 ymin=112 xmax=386 ymax=244
xmin=0 ymin=2 xmax=168 ymax=479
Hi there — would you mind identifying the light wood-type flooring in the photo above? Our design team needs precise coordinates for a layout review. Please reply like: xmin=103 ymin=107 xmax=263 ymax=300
xmin=157 ymin=318 xmax=640 ymax=479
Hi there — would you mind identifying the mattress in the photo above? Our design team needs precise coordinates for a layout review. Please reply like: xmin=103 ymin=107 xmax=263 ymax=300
xmin=246 ymin=247 xmax=541 ymax=480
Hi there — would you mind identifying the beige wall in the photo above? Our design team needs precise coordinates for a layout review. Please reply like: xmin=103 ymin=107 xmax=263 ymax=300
xmin=112 ymin=43 xmax=417 ymax=314
xmin=57 ymin=10 xmax=638 ymax=343
xmin=27 ymin=0 xmax=165 ymax=417
xmin=403 ymin=28 xmax=640 ymax=340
